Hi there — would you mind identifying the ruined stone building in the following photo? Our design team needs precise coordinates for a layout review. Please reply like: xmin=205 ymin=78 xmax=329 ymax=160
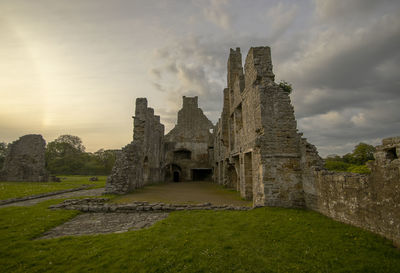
xmin=106 ymin=96 xmax=214 ymax=193
xmin=164 ymin=96 xmax=214 ymax=182
xmin=105 ymin=98 xmax=164 ymax=194
xmin=213 ymin=47 xmax=322 ymax=208
xmin=0 ymin=134 xmax=48 ymax=182
xmin=106 ymin=46 xmax=399 ymax=246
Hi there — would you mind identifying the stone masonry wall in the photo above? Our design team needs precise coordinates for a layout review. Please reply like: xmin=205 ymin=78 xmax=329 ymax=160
xmin=304 ymin=137 xmax=400 ymax=246
xmin=105 ymin=98 xmax=164 ymax=194
xmin=0 ymin=134 xmax=48 ymax=182
xmin=164 ymin=96 xmax=214 ymax=181
xmin=214 ymin=46 xmax=310 ymax=208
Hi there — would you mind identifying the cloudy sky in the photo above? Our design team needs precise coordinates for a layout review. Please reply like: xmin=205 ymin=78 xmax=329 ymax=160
xmin=1 ymin=0 xmax=399 ymax=156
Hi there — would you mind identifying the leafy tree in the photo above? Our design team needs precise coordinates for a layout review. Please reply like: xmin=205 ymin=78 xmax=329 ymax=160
xmin=46 ymin=135 xmax=86 ymax=174
xmin=278 ymin=80 xmax=293 ymax=94
xmin=46 ymin=135 xmax=117 ymax=175
xmin=93 ymin=149 xmax=117 ymax=174
xmin=54 ymin=135 xmax=85 ymax=152
xmin=342 ymin=153 xmax=357 ymax=164
xmin=0 ymin=142 xmax=8 ymax=170
xmin=324 ymin=142 xmax=375 ymax=174
xmin=325 ymin=160 xmax=351 ymax=172
xmin=79 ymin=149 xmax=117 ymax=175
xmin=352 ymin=143 xmax=375 ymax=165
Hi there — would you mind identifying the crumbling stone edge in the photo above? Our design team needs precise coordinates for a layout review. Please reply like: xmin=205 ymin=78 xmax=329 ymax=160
xmin=49 ymin=198 xmax=252 ymax=212
xmin=0 ymin=185 xmax=91 ymax=206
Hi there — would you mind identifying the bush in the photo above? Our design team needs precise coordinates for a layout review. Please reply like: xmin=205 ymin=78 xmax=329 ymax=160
xmin=347 ymin=165 xmax=371 ymax=174
xmin=278 ymin=80 xmax=293 ymax=94
xmin=325 ymin=160 xmax=351 ymax=172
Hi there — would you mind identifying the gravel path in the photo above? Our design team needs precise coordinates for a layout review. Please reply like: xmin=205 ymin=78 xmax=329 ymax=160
xmin=0 ymin=188 xmax=105 ymax=208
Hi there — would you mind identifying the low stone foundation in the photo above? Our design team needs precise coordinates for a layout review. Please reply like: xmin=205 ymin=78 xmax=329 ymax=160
xmin=50 ymin=198 xmax=251 ymax=212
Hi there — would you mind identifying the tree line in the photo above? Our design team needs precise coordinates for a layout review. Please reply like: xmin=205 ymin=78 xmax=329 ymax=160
xmin=0 ymin=135 xmax=117 ymax=175
xmin=324 ymin=142 xmax=376 ymax=174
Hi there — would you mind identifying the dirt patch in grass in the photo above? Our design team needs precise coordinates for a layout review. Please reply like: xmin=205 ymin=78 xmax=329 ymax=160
xmin=112 ymin=181 xmax=252 ymax=206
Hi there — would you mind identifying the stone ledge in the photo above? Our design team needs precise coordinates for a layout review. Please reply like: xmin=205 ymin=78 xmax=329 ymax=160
xmin=49 ymin=198 xmax=252 ymax=212
xmin=0 ymin=185 xmax=91 ymax=206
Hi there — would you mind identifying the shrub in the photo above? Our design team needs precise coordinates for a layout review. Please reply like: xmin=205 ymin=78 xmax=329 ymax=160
xmin=325 ymin=160 xmax=351 ymax=172
xmin=347 ymin=165 xmax=371 ymax=174
xmin=278 ymin=80 xmax=293 ymax=94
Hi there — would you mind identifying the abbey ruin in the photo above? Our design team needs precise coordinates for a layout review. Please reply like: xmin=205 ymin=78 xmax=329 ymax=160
xmin=106 ymin=46 xmax=399 ymax=246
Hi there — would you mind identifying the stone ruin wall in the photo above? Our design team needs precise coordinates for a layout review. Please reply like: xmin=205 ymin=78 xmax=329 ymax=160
xmin=214 ymin=47 xmax=312 ymax=208
xmin=105 ymin=98 xmax=164 ymax=194
xmin=164 ymin=96 xmax=214 ymax=181
xmin=0 ymin=134 xmax=48 ymax=182
xmin=303 ymin=137 xmax=400 ymax=246
xmin=104 ymin=45 xmax=400 ymax=246
xmin=214 ymin=46 xmax=400 ymax=246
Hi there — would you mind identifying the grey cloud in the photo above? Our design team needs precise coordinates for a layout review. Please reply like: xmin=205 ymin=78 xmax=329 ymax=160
xmin=266 ymin=2 xmax=299 ymax=41
xmin=150 ymin=68 xmax=161 ymax=79
xmin=202 ymin=0 xmax=233 ymax=30
xmin=314 ymin=0 xmax=388 ymax=22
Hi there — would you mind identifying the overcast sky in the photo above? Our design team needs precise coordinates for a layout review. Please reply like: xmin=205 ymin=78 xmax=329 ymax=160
xmin=1 ymin=0 xmax=399 ymax=156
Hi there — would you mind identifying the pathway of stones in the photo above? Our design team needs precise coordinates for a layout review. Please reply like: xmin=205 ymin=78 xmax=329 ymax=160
xmin=40 ymin=212 xmax=169 ymax=239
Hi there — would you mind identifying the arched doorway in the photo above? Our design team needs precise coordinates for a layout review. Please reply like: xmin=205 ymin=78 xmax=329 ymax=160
xmin=173 ymin=171 xmax=180 ymax=182
xmin=164 ymin=164 xmax=182 ymax=182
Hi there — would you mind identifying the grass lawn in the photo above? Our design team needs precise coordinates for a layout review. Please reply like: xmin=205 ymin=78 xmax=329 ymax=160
xmin=0 ymin=199 xmax=399 ymax=272
xmin=0 ymin=176 xmax=107 ymax=200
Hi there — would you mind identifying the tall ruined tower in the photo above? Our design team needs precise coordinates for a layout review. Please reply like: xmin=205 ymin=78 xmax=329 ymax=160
xmin=214 ymin=46 xmax=306 ymax=207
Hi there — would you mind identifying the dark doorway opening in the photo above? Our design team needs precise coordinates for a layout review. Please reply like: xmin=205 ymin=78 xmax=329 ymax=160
xmin=173 ymin=171 xmax=180 ymax=182
xmin=386 ymin=148 xmax=398 ymax=161
xmin=192 ymin=169 xmax=212 ymax=181
xmin=165 ymin=164 xmax=182 ymax=182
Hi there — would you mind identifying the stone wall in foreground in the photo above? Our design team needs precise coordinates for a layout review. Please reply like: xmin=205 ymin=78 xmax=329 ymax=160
xmin=305 ymin=137 xmax=400 ymax=246
xmin=0 ymin=134 xmax=48 ymax=182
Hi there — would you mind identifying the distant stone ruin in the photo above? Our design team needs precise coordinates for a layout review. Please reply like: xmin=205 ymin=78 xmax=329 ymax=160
xmin=164 ymin=96 xmax=214 ymax=182
xmin=105 ymin=46 xmax=400 ymax=246
xmin=0 ymin=134 xmax=48 ymax=182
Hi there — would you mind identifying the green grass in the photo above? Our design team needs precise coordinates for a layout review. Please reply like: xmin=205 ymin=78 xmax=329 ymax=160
xmin=0 ymin=200 xmax=399 ymax=272
xmin=0 ymin=175 xmax=107 ymax=200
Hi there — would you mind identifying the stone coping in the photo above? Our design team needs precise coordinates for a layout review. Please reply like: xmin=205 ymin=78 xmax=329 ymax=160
xmin=0 ymin=185 xmax=91 ymax=206
xmin=50 ymin=198 xmax=252 ymax=212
